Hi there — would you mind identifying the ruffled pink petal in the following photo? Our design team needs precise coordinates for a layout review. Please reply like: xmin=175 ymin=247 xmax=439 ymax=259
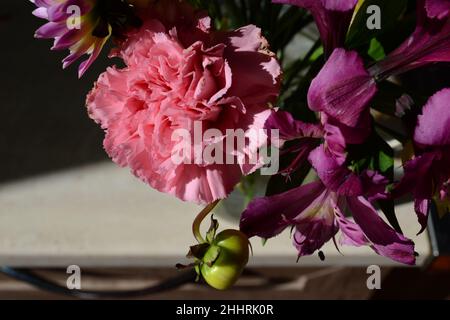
xmin=222 ymin=25 xmax=282 ymax=106
xmin=87 ymin=12 xmax=281 ymax=204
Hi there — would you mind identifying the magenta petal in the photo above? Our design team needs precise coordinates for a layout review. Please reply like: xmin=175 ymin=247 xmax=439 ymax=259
xmin=425 ymin=0 xmax=450 ymax=19
xmin=62 ymin=51 xmax=83 ymax=69
xmin=45 ymin=0 xmax=93 ymax=22
xmin=32 ymin=7 xmax=49 ymax=19
xmin=308 ymin=145 xmax=341 ymax=189
xmin=240 ymin=181 xmax=326 ymax=239
xmin=395 ymin=153 xmax=437 ymax=233
xmin=309 ymin=145 xmax=364 ymax=196
xmin=32 ymin=0 xmax=53 ymax=8
xmin=372 ymin=1 xmax=450 ymax=77
xmin=272 ymin=0 xmax=358 ymax=55
xmin=273 ymin=0 xmax=357 ymax=11
xmin=395 ymin=153 xmax=436 ymax=199
xmin=323 ymin=111 xmax=372 ymax=145
xmin=347 ymin=196 xmax=416 ymax=265
xmin=395 ymin=89 xmax=450 ymax=234
xmin=263 ymin=111 xmax=323 ymax=175
xmin=322 ymin=122 xmax=346 ymax=165
xmin=291 ymin=185 xmax=338 ymax=256
xmin=293 ymin=217 xmax=338 ymax=257
xmin=414 ymin=199 xmax=430 ymax=235
xmin=334 ymin=199 xmax=367 ymax=247
xmin=360 ymin=170 xmax=389 ymax=202
xmin=46 ymin=2 xmax=70 ymax=22
xmin=308 ymin=49 xmax=378 ymax=127
xmin=265 ymin=110 xmax=324 ymax=141
xmin=223 ymin=25 xmax=282 ymax=106
xmin=78 ymin=54 xmax=96 ymax=78
xmin=34 ymin=21 xmax=67 ymax=39
xmin=414 ymin=88 xmax=450 ymax=147
xmin=31 ymin=0 xmax=107 ymax=76
xmin=52 ymin=28 xmax=83 ymax=50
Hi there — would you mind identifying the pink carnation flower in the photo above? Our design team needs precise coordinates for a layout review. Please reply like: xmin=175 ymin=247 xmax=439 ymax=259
xmin=87 ymin=12 xmax=281 ymax=204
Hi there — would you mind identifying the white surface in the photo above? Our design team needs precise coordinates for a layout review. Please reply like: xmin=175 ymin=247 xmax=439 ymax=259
xmin=0 ymin=163 xmax=431 ymax=267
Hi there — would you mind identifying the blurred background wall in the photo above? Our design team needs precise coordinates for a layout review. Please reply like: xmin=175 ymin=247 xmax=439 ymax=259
xmin=0 ymin=1 xmax=110 ymax=183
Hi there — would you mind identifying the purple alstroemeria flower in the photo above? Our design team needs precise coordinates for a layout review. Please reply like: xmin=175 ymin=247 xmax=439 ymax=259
xmin=265 ymin=100 xmax=372 ymax=184
xmin=395 ymin=89 xmax=450 ymax=233
xmin=242 ymin=110 xmax=416 ymax=265
xmin=240 ymin=167 xmax=416 ymax=265
xmin=370 ymin=0 xmax=450 ymax=79
xmin=308 ymin=0 xmax=450 ymax=121
xmin=265 ymin=110 xmax=323 ymax=174
xmin=272 ymin=0 xmax=358 ymax=56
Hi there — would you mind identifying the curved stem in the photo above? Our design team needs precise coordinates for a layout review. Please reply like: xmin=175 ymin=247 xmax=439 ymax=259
xmin=192 ymin=200 xmax=220 ymax=244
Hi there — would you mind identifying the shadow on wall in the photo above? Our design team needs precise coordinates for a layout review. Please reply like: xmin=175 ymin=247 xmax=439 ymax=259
xmin=0 ymin=1 xmax=115 ymax=184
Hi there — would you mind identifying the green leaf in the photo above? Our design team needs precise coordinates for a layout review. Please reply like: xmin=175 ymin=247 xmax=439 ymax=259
xmin=368 ymin=38 xmax=385 ymax=61
xmin=378 ymin=149 xmax=393 ymax=173
xmin=194 ymin=264 xmax=201 ymax=281
xmin=309 ymin=46 xmax=324 ymax=62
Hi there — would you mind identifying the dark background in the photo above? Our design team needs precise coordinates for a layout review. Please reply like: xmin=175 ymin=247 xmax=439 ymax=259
xmin=0 ymin=1 xmax=112 ymax=184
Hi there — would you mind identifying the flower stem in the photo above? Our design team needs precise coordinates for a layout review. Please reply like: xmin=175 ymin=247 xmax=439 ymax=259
xmin=192 ymin=200 xmax=220 ymax=244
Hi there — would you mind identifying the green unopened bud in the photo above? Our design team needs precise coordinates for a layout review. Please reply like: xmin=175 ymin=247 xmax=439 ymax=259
xmin=179 ymin=201 xmax=251 ymax=290
xmin=200 ymin=229 xmax=250 ymax=290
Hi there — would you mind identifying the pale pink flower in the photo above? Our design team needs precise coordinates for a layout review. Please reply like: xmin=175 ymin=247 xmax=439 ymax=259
xmin=87 ymin=13 xmax=281 ymax=204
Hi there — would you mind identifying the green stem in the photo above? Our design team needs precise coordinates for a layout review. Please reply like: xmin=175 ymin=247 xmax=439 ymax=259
xmin=192 ymin=200 xmax=220 ymax=244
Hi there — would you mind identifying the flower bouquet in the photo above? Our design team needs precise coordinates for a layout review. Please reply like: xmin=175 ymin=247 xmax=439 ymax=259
xmin=31 ymin=0 xmax=450 ymax=290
